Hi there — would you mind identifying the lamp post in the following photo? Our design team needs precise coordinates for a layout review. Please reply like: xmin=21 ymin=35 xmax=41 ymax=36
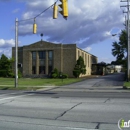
xmin=15 ymin=18 xmax=18 ymax=88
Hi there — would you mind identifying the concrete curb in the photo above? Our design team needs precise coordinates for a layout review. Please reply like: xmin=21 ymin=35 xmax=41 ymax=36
xmin=123 ymin=86 xmax=130 ymax=90
xmin=36 ymin=86 xmax=60 ymax=91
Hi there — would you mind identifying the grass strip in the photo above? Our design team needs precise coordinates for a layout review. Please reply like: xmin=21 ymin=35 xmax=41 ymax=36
xmin=0 ymin=78 xmax=82 ymax=90
xmin=123 ymin=82 xmax=130 ymax=89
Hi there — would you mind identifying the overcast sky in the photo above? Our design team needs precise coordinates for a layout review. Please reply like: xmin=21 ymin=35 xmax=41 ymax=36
xmin=0 ymin=0 xmax=126 ymax=63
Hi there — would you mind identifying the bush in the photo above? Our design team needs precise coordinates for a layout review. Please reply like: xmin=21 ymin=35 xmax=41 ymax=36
xmin=52 ymin=73 xmax=58 ymax=78
xmin=18 ymin=70 xmax=22 ymax=78
xmin=51 ymin=68 xmax=59 ymax=78
xmin=11 ymin=70 xmax=22 ymax=78
xmin=62 ymin=74 xmax=68 ymax=79
xmin=8 ymin=72 xmax=15 ymax=78
xmin=73 ymin=56 xmax=86 ymax=78
xmin=73 ymin=70 xmax=80 ymax=78
xmin=53 ymin=68 xmax=59 ymax=75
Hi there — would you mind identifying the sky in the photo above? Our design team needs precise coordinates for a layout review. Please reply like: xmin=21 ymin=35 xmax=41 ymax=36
xmin=0 ymin=0 xmax=126 ymax=63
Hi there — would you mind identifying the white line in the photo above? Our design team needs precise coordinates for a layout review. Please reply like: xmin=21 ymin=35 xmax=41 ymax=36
xmin=0 ymin=93 xmax=19 ymax=97
xmin=64 ymin=127 xmax=92 ymax=130
xmin=0 ymin=94 xmax=33 ymax=101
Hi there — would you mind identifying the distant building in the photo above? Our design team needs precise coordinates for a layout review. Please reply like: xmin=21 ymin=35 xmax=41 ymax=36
xmin=12 ymin=41 xmax=98 ymax=77
xmin=113 ymin=65 xmax=123 ymax=73
xmin=106 ymin=65 xmax=123 ymax=73
xmin=92 ymin=62 xmax=107 ymax=75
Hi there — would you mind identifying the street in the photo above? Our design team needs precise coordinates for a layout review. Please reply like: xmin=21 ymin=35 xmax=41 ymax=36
xmin=0 ymin=73 xmax=130 ymax=130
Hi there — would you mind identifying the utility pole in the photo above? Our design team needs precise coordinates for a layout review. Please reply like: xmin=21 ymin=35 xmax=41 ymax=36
xmin=14 ymin=1 xmax=66 ymax=88
xmin=121 ymin=0 xmax=130 ymax=81
xmin=15 ymin=18 xmax=18 ymax=88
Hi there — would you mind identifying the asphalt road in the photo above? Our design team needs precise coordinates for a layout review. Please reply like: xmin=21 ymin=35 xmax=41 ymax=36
xmin=0 ymin=73 xmax=130 ymax=130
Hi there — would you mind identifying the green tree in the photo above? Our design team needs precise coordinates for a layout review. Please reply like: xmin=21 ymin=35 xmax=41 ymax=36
xmin=0 ymin=54 xmax=14 ymax=77
xmin=51 ymin=68 xmax=59 ymax=78
xmin=112 ymin=30 xmax=127 ymax=66
xmin=73 ymin=56 xmax=86 ymax=78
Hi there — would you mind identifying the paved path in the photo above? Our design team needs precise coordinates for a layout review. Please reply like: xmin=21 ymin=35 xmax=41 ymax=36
xmin=49 ymin=72 xmax=127 ymax=93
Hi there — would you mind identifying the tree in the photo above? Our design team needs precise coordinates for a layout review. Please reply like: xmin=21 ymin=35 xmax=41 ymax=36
xmin=0 ymin=54 xmax=14 ymax=77
xmin=73 ymin=56 xmax=86 ymax=78
xmin=51 ymin=68 xmax=59 ymax=78
xmin=112 ymin=30 xmax=127 ymax=66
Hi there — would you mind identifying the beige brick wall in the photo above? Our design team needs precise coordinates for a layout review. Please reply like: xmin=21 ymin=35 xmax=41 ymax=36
xmin=76 ymin=48 xmax=97 ymax=77
xmin=53 ymin=44 xmax=63 ymax=72
xmin=63 ymin=44 xmax=76 ymax=77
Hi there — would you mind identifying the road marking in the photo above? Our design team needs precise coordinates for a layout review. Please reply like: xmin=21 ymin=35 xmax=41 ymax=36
xmin=0 ymin=93 xmax=20 ymax=97
xmin=0 ymin=93 xmax=33 ymax=101
xmin=64 ymin=127 xmax=93 ymax=130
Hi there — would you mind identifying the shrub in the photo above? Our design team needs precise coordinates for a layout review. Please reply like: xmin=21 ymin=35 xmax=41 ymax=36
xmin=18 ymin=70 xmax=22 ymax=78
xmin=62 ymin=74 xmax=68 ymax=78
xmin=51 ymin=68 xmax=59 ymax=78
xmin=73 ymin=70 xmax=80 ymax=78
xmin=73 ymin=56 xmax=86 ymax=78
xmin=8 ymin=72 xmax=15 ymax=78
xmin=59 ymin=72 xmax=63 ymax=78
xmin=52 ymin=73 xmax=58 ymax=78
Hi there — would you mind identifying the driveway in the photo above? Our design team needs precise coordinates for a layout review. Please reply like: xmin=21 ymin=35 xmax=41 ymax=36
xmin=51 ymin=72 xmax=126 ymax=93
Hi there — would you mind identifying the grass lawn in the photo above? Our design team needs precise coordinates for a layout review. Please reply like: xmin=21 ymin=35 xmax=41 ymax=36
xmin=0 ymin=78 xmax=83 ymax=90
xmin=123 ymin=82 xmax=130 ymax=89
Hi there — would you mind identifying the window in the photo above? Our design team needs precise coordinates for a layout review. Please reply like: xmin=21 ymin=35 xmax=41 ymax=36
xmin=32 ymin=51 xmax=36 ymax=74
xmin=85 ymin=54 xmax=87 ymax=64
xmin=32 ymin=51 xmax=36 ymax=59
xmin=48 ymin=60 xmax=53 ymax=66
xmin=48 ymin=51 xmax=53 ymax=60
xmin=78 ymin=50 xmax=80 ymax=57
xmin=39 ymin=51 xmax=46 ymax=59
xmin=39 ymin=60 xmax=45 ymax=66
xmin=39 ymin=60 xmax=46 ymax=74
xmin=39 ymin=66 xmax=45 ymax=74
xmin=82 ymin=52 xmax=84 ymax=58
xmin=48 ymin=66 xmax=53 ymax=74
xmin=32 ymin=66 xmax=36 ymax=74
xmin=39 ymin=51 xmax=46 ymax=74
xmin=48 ymin=51 xmax=53 ymax=74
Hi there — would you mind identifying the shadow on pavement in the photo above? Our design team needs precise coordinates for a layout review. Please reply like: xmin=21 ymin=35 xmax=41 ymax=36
xmin=24 ymin=91 xmax=56 ymax=95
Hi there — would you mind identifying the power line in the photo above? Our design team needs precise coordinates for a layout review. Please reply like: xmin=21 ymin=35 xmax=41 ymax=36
xmin=19 ymin=0 xmax=59 ymax=22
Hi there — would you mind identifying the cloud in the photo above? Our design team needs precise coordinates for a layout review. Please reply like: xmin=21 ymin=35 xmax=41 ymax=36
xmin=17 ymin=0 xmax=124 ymax=49
xmin=98 ymin=57 xmax=116 ymax=63
xmin=0 ymin=39 xmax=15 ymax=58
xmin=83 ymin=47 xmax=92 ymax=52
xmin=12 ymin=8 xmax=20 ymax=13
xmin=0 ymin=39 xmax=15 ymax=48
xmin=0 ymin=48 xmax=12 ymax=58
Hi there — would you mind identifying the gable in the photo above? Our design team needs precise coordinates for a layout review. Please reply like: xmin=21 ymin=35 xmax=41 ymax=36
xmin=23 ymin=40 xmax=61 ymax=49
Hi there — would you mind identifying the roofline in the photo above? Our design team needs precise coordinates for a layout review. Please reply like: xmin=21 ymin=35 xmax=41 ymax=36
xmin=76 ymin=46 xmax=97 ymax=58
